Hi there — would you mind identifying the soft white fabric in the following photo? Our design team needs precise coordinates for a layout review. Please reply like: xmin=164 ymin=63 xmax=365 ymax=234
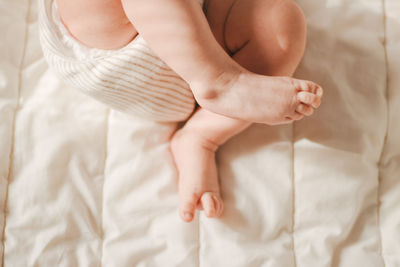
xmin=0 ymin=0 xmax=399 ymax=266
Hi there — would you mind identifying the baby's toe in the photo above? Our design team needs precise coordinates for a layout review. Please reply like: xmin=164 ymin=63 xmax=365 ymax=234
xmin=314 ymin=84 xmax=323 ymax=97
xmin=297 ymin=91 xmax=321 ymax=108
xmin=212 ymin=195 xmax=224 ymax=217
xmin=298 ymin=81 xmax=323 ymax=98
xmin=201 ymin=192 xmax=223 ymax=218
xmin=288 ymin=112 xmax=304 ymax=121
xmin=300 ymin=81 xmax=322 ymax=94
xmin=179 ymin=193 xmax=199 ymax=222
xmin=296 ymin=103 xmax=314 ymax=116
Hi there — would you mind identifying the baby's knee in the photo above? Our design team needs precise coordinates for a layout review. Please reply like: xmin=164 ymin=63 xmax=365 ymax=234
xmin=269 ymin=0 xmax=307 ymax=54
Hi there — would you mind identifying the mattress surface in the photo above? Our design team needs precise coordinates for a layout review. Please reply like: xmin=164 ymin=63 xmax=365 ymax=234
xmin=0 ymin=0 xmax=399 ymax=266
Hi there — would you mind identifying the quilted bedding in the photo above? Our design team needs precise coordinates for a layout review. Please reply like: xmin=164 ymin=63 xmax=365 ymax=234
xmin=0 ymin=0 xmax=399 ymax=266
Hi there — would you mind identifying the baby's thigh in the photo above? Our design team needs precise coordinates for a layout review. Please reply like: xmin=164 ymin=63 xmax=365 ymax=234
xmin=56 ymin=0 xmax=137 ymax=49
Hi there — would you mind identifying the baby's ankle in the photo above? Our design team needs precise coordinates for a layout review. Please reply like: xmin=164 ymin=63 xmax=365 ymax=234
xmin=171 ymin=129 xmax=219 ymax=153
xmin=190 ymin=67 xmax=246 ymax=103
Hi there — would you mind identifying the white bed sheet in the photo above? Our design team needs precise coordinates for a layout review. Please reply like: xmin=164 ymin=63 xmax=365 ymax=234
xmin=0 ymin=0 xmax=399 ymax=266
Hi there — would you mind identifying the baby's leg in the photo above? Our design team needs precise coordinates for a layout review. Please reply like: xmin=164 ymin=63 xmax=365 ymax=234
xmin=121 ymin=0 xmax=322 ymax=125
xmin=171 ymin=0 xmax=312 ymax=222
xmin=56 ymin=0 xmax=137 ymax=49
xmin=171 ymin=110 xmax=250 ymax=221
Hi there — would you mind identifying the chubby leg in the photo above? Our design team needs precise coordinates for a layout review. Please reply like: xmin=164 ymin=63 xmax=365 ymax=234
xmin=171 ymin=110 xmax=250 ymax=221
xmin=171 ymin=0 xmax=314 ymax=222
xmin=120 ymin=0 xmax=322 ymax=124
xmin=58 ymin=0 xmax=322 ymax=123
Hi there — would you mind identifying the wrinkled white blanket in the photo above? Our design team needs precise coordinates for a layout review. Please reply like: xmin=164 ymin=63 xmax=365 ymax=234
xmin=0 ymin=0 xmax=399 ymax=266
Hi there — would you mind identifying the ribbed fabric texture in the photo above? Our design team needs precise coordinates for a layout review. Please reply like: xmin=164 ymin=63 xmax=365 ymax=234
xmin=38 ymin=0 xmax=196 ymax=122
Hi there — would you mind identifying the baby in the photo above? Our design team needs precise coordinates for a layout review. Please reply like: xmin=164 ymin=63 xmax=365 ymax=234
xmin=41 ymin=0 xmax=322 ymax=222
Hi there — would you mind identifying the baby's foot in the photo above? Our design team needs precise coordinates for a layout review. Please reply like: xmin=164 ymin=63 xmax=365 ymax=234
xmin=192 ymin=70 xmax=323 ymax=125
xmin=170 ymin=130 xmax=223 ymax=223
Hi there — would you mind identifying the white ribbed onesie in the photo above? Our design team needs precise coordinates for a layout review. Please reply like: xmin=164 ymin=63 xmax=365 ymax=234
xmin=38 ymin=0 xmax=204 ymax=122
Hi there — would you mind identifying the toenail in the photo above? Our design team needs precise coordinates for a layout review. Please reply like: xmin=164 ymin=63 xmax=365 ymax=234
xmin=184 ymin=212 xmax=193 ymax=221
